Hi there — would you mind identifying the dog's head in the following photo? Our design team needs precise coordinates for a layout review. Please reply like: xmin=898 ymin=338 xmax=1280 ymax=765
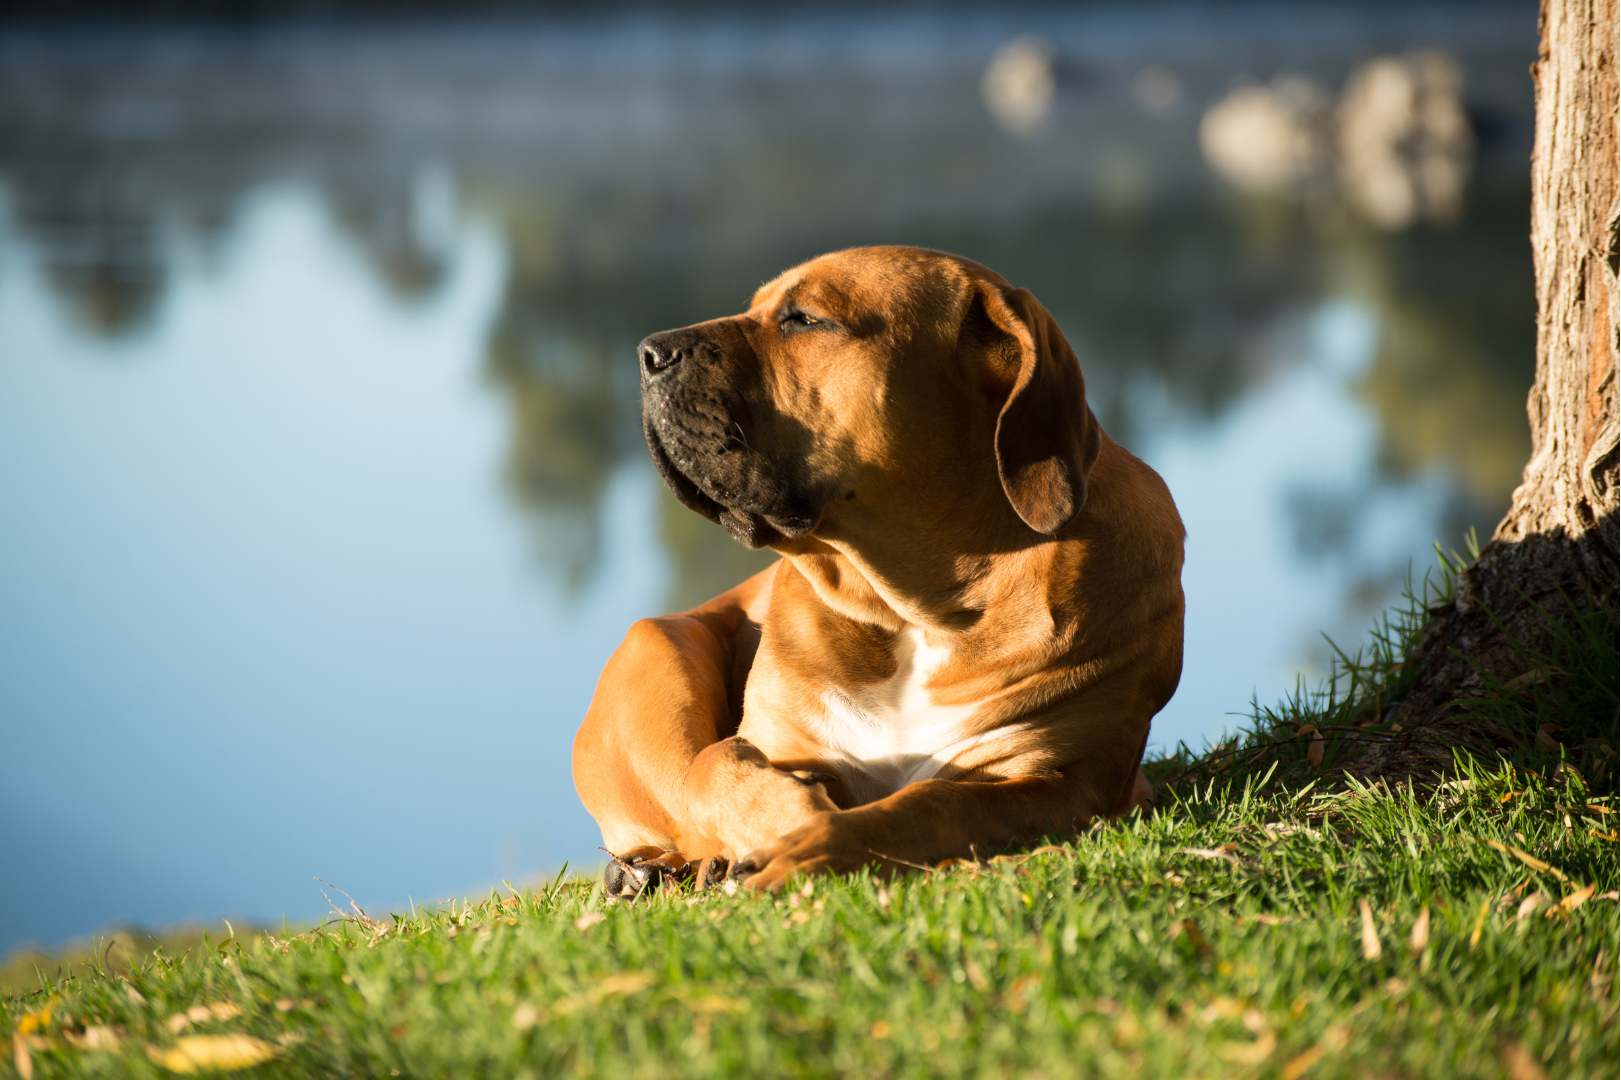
xmin=639 ymin=246 xmax=1102 ymax=549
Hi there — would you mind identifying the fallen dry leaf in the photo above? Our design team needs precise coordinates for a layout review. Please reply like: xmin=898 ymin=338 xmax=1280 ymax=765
xmin=1501 ymin=1040 xmax=1548 ymax=1080
xmin=1516 ymin=893 xmax=1549 ymax=921
xmin=1299 ymin=725 xmax=1325 ymax=769
xmin=1261 ymin=822 xmax=1321 ymax=840
xmin=13 ymin=1034 xmax=32 ymax=1080
xmin=15 ymin=998 xmax=55 ymax=1036
xmin=1408 ymin=906 xmax=1430 ymax=955
xmin=1177 ymin=846 xmax=1243 ymax=867
xmin=1515 ymin=893 xmax=1549 ymax=934
xmin=552 ymin=971 xmax=657 ymax=1017
xmin=1358 ymin=898 xmax=1382 ymax=960
xmin=1505 ymin=667 xmax=1557 ymax=690
xmin=687 ymin=995 xmax=746 ymax=1015
xmin=511 ymin=1003 xmax=544 ymax=1030
xmin=596 ymin=972 xmax=655 ymax=997
xmin=1280 ymin=1045 xmax=1324 ymax=1080
xmin=1217 ymin=1031 xmax=1276 ymax=1065
xmin=1560 ymin=884 xmax=1597 ymax=913
xmin=1470 ymin=896 xmax=1491 ymax=949
xmin=63 ymin=1026 xmax=124 ymax=1052
xmin=1196 ymin=997 xmax=1245 ymax=1025
xmin=573 ymin=912 xmax=606 ymax=932
xmin=1485 ymin=838 xmax=1570 ymax=883
xmin=159 ymin=1034 xmax=278 ymax=1073
xmin=1171 ymin=918 xmax=1213 ymax=958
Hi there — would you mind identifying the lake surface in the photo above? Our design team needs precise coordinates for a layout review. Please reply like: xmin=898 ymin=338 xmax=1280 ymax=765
xmin=0 ymin=3 xmax=1539 ymax=951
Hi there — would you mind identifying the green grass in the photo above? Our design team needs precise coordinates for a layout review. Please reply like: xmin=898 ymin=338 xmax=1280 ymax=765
xmin=6 ymin=544 xmax=1617 ymax=1078
xmin=5 ymin=754 xmax=1615 ymax=1078
xmin=1150 ymin=533 xmax=1618 ymax=798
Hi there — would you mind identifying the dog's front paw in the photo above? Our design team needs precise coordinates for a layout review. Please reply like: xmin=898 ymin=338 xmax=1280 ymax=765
xmin=601 ymin=846 xmax=693 ymax=898
xmin=731 ymin=812 xmax=873 ymax=893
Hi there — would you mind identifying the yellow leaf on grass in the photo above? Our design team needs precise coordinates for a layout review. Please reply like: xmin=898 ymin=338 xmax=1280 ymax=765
xmin=596 ymin=972 xmax=654 ymax=998
xmin=1170 ymin=918 xmax=1214 ymax=957
xmin=160 ymin=1034 xmax=278 ymax=1073
xmin=64 ymin=1026 xmax=124 ymax=1052
xmin=1358 ymin=898 xmax=1381 ymax=960
xmin=688 ymin=995 xmax=747 ymax=1015
xmin=1501 ymin=1040 xmax=1549 ymax=1080
xmin=1408 ymin=906 xmax=1430 ymax=955
xmin=1280 ymin=1045 xmax=1324 ymax=1080
xmin=15 ymin=997 xmax=56 ymax=1035
xmin=1485 ymin=838 xmax=1570 ymax=883
xmin=14 ymin=1033 xmax=33 ymax=1080
xmin=1560 ymin=884 xmax=1597 ymax=912
xmin=1217 ymin=1031 xmax=1276 ymax=1065
xmin=1514 ymin=893 xmax=1548 ymax=934
xmin=573 ymin=912 xmax=606 ymax=931
xmin=1469 ymin=896 xmax=1490 ymax=948
xmin=1299 ymin=726 xmax=1325 ymax=769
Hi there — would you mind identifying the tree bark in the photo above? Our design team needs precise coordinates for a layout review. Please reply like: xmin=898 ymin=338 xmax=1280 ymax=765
xmin=1368 ymin=0 xmax=1618 ymax=775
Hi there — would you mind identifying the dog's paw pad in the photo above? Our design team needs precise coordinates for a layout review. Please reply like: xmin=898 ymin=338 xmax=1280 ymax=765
xmin=600 ymin=847 xmax=693 ymax=899
xmin=697 ymin=855 xmax=731 ymax=890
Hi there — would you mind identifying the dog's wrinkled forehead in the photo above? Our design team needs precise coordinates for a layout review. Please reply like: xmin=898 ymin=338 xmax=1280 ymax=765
xmin=748 ymin=248 xmax=981 ymax=341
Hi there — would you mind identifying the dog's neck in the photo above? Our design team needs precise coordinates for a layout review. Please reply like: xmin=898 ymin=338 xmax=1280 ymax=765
xmin=775 ymin=522 xmax=1070 ymax=656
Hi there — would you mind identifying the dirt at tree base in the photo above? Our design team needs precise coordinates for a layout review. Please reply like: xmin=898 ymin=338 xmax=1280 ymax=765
xmin=1340 ymin=0 xmax=1620 ymax=792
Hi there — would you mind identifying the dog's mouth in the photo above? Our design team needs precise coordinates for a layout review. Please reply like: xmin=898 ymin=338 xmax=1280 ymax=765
xmin=642 ymin=412 xmax=819 ymax=549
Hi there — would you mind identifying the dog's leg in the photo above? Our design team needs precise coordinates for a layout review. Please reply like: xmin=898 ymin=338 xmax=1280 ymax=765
xmin=730 ymin=747 xmax=1147 ymax=892
xmin=682 ymin=736 xmax=840 ymax=864
xmin=573 ymin=567 xmax=775 ymax=891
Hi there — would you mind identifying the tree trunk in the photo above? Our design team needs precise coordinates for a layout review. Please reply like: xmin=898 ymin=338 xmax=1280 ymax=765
xmin=1367 ymin=0 xmax=1618 ymax=776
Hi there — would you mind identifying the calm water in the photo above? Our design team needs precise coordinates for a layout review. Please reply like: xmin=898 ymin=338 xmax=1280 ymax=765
xmin=0 ymin=4 xmax=1538 ymax=950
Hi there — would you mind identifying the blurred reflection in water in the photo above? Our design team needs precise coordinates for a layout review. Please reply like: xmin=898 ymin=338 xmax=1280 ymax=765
xmin=0 ymin=4 xmax=1537 ymax=950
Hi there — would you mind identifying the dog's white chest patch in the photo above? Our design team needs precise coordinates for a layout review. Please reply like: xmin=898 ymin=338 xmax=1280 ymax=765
xmin=815 ymin=627 xmax=1001 ymax=797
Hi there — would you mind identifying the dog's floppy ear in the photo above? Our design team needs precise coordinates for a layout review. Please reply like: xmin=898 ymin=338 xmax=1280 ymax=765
xmin=974 ymin=284 xmax=1102 ymax=535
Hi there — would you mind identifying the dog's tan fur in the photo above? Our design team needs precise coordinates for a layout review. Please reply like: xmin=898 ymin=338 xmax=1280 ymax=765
xmin=572 ymin=247 xmax=1184 ymax=891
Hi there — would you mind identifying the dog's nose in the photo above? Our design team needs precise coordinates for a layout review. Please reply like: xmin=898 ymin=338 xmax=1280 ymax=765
xmin=638 ymin=334 xmax=683 ymax=377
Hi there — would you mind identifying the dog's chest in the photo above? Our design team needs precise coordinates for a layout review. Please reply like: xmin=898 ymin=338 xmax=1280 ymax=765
xmin=813 ymin=628 xmax=1000 ymax=798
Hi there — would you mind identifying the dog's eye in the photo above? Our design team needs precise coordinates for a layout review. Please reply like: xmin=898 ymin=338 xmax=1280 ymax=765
xmin=779 ymin=309 xmax=821 ymax=332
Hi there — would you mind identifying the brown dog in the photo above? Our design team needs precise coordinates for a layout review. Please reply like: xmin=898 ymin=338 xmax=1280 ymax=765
xmin=572 ymin=246 xmax=1184 ymax=893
